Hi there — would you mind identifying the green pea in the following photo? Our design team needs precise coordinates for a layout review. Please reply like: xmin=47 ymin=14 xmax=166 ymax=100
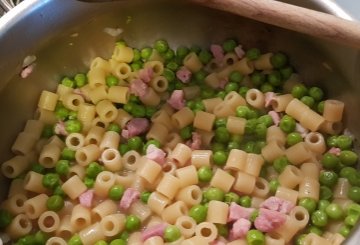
xmin=145 ymin=106 xmax=157 ymax=118
xmin=143 ymin=139 xmax=161 ymax=152
xmin=204 ymin=187 xmax=225 ymax=201
xmin=61 ymin=77 xmax=75 ymax=88
xmin=53 ymin=185 xmax=66 ymax=197
xmin=164 ymin=225 xmax=181 ymax=242
xmin=245 ymin=119 xmax=257 ymax=135
xmin=131 ymin=62 xmax=142 ymax=71
xmin=239 ymin=86 xmax=250 ymax=97
xmin=228 ymin=141 xmax=241 ymax=151
xmin=280 ymin=66 xmax=293 ymax=80
xmin=132 ymin=48 xmax=141 ymax=62
xmin=347 ymin=203 xmax=360 ymax=216
xmin=74 ymin=73 xmax=87 ymax=88
xmin=68 ymin=234 xmax=83 ymax=245
xmin=325 ymin=203 xmax=343 ymax=220
xmin=246 ymin=48 xmax=261 ymax=61
xmin=82 ymin=177 xmax=94 ymax=189
xmin=340 ymin=150 xmax=358 ymax=166
xmin=311 ymin=210 xmax=328 ymax=227
xmin=212 ymin=142 xmax=226 ymax=152
xmin=269 ymin=179 xmax=280 ymax=194
xmin=225 ymin=82 xmax=239 ymax=93
xmin=68 ymin=111 xmax=77 ymax=120
xmin=107 ymin=123 xmax=121 ymax=133
xmin=317 ymin=101 xmax=325 ymax=114
xmin=223 ymin=39 xmax=237 ymax=52
xmin=319 ymin=171 xmax=338 ymax=188
xmin=214 ymin=118 xmax=227 ymax=128
xmin=321 ymin=153 xmax=340 ymax=170
xmin=194 ymin=70 xmax=207 ymax=82
xmin=295 ymin=234 xmax=307 ymax=245
xmin=257 ymin=115 xmax=273 ymax=127
xmin=345 ymin=214 xmax=359 ymax=226
xmin=154 ymin=39 xmax=169 ymax=53
xmin=307 ymin=225 xmax=323 ymax=235
xmin=140 ymin=191 xmax=151 ymax=204
xmin=348 ymin=172 xmax=360 ymax=186
xmin=320 ymin=186 xmax=333 ymax=200
xmin=217 ymin=91 xmax=227 ymax=99
xmin=198 ymin=50 xmax=213 ymax=64
xmin=326 ymin=135 xmax=338 ymax=148
xmin=189 ymin=204 xmax=207 ymax=223
xmin=125 ymin=215 xmax=141 ymax=232
xmin=106 ymin=75 xmax=119 ymax=87
xmin=279 ymin=115 xmax=296 ymax=133
xmin=270 ymin=52 xmax=288 ymax=68
xmin=180 ymin=126 xmax=193 ymax=140
xmin=119 ymin=144 xmax=130 ymax=155
xmin=231 ymin=134 xmax=243 ymax=144
xmin=61 ymin=147 xmax=76 ymax=160
xmin=318 ymin=200 xmax=330 ymax=211
xmin=34 ymin=230 xmax=49 ymax=244
xmin=267 ymin=70 xmax=282 ymax=87
xmin=236 ymin=105 xmax=250 ymax=118
xmin=301 ymin=96 xmax=315 ymax=108
xmin=42 ymin=173 xmax=60 ymax=189
xmin=273 ymin=156 xmax=289 ymax=173
xmin=254 ymin=141 xmax=266 ymax=154
xmin=166 ymin=61 xmax=179 ymax=72
xmin=216 ymin=224 xmax=229 ymax=238
xmin=340 ymin=166 xmax=357 ymax=179
xmin=176 ymin=46 xmax=190 ymax=59
xmin=255 ymin=123 xmax=267 ymax=139
xmin=251 ymin=72 xmax=265 ymax=87
xmin=140 ymin=47 xmax=153 ymax=61
xmin=128 ymin=136 xmax=143 ymax=151
xmin=118 ymin=231 xmax=129 ymax=242
xmin=246 ymin=229 xmax=265 ymax=245
xmin=224 ymin=192 xmax=240 ymax=204
xmin=201 ymin=87 xmax=215 ymax=99
xmin=46 ymin=195 xmax=64 ymax=211
xmin=95 ymin=241 xmax=108 ymax=245
xmin=337 ymin=135 xmax=352 ymax=150
xmin=299 ymin=198 xmax=317 ymax=214
xmin=243 ymin=141 xmax=256 ymax=153
xmin=194 ymin=101 xmax=205 ymax=111
xmin=239 ymin=196 xmax=252 ymax=207
xmin=339 ymin=225 xmax=351 ymax=238
xmin=86 ymin=162 xmax=103 ymax=178
xmin=229 ymin=71 xmax=243 ymax=83
xmin=109 ymin=239 xmax=126 ymax=245
xmin=198 ymin=166 xmax=213 ymax=182
xmin=190 ymin=45 xmax=201 ymax=54
xmin=247 ymin=109 xmax=259 ymax=119
xmin=55 ymin=106 xmax=69 ymax=120
xmin=65 ymin=119 xmax=82 ymax=133
xmin=123 ymin=103 xmax=134 ymax=113
xmin=163 ymin=68 xmax=175 ymax=82
xmin=308 ymin=87 xmax=324 ymax=101
xmin=213 ymin=150 xmax=228 ymax=166
xmin=348 ymin=186 xmax=360 ymax=202
xmin=291 ymin=84 xmax=308 ymax=99
xmin=215 ymin=127 xmax=230 ymax=144
xmin=0 ymin=209 xmax=12 ymax=228
xmin=16 ymin=235 xmax=37 ymax=245
xmin=109 ymin=185 xmax=125 ymax=201
xmin=31 ymin=163 xmax=45 ymax=174
xmin=42 ymin=124 xmax=55 ymax=138
xmin=131 ymin=104 xmax=146 ymax=117
xmin=56 ymin=160 xmax=70 ymax=175
xmin=286 ymin=132 xmax=302 ymax=146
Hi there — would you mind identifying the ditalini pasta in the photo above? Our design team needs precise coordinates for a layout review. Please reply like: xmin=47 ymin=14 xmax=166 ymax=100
xmin=0 ymin=38 xmax=358 ymax=245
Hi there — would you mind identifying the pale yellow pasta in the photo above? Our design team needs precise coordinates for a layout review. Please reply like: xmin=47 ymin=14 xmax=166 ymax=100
xmin=115 ymin=171 xmax=135 ymax=188
xmin=175 ymin=165 xmax=198 ymax=188
xmin=91 ymin=199 xmax=117 ymax=222
xmin=1 ymin=155 xmax=30 ymax=179
xmin=146 ymin=122 xmax=169 ymax=145
xmin=275 ymin=186 xmax=299 ymax=204
xmin=147 ymin=191 xmax=171 ymax=215
xmin=37 ymin=108 xmax=58 ymax=124
xmin=6 ymin=213 xmax=32 ymax=240
xmin=206 ymin=200 xmax=229 ymax=224
xmin=129 ymin=200 xmax=152 ymax=222
xmin=68 ymin=164 xmax=86 ymax=179
xmin=100 ymin=213 xmax=125 ymax=237
xmin=79 ymin=84 xmax=92 ymax=100
xmin=210 ymin=168 xmax=235 ymax=192
xmin=8 ymin=178 xmax=26 ymax=197
xmin=78 ymin=222 xmax=105 ymax=245
xmin=111 ymin=61 xmax=132 ymax=80
xmin=183 ymin=85 xmax=201 ymax=100
xmin=39 ymin=143 xmax=61 ymax=168
xmin=225 ymin=149 xmax=247 ymax=171
xmin=61 ymin=175 xmax=87 ymax=200
xmin=70 ymin=204 xmax=91 ymax=231
xmin=62 ymin=93 xmax=84 ymax=111
xmin=195 ymin=222 xmax=218 ymax=243
xmin=304 ymin=132 xmax=326 ymax=154
xmin=128 ymin=231 xmax=142 ymax=245
xmin=233 ymin=57 xmax=254 ymax=75
xmin=191 ymin=150 xmax=213 ymax=169
xmin=162 ymin=161 xmax=177 ymax=175
xmin=251 ymin=196 xmax=266 ymax=208
xmin=162 ymin=201 xmax=188 ymax=224
xmin=196 ymin=129 xmax=214 ymax=148
xmin=100 ymin=131 xmax=120 ymax=150
xmin=175 ymin=185 xmax=202 ymax=207
xmin=303 ymin=233 xmax=332 ymax=245
xmin=78 ymin=103 xmax=96 ymax=126
xmin=193 ymin=111 xmax=215 ymax=132
xmin=101 ymin=148 xmax=122 ymax=172
xmin=253 ymin=53 xmax=273 ymax=70
xmin=112 ymin=44 xmax=134 ymax=63
xmin=233 ymin=171 xmax=256 ymax=194
xmin=56 ymin=84 xmax=73 ymax=101
xmin=149 ymin=75 xmax=168 ymax=92
xmin=266 ymin=125 xmax=286 ymax=145
xmin=283 ymin=74 xmax=301 ymax=93
xmin=245 ymin=153 xmax=265 ymax=177
xmin=204 ymin=73 xmax=221 ymax=89
xmin=171 ymin=107 xmax=194 ymax=129
xmin=285 ymin=142 xmax=312 ymax=165
xmin=261 ymin=140 xmax=285 ymax=163
xmin=140 ymin=87 xmax=161 ymax=106
xmin=183 ymin=52 xmax=203 ymax=72
xmin=11 ymin=132 xmax=37 ymax=155
xmin=328 ymin=233 xmax=345 ymax=245
xmin=333 ymin=178 xmax=350 ymax=199
xmin=94 ymin=171 xmax=116 ymax=198
xmin=320 ymin=120 xmax=343 ymax=135
xmin=300 ymin=162 xmax=320 ymax=180
xmin=285 ymin=98 xmax=309 ymax=121
xmin=156 ymin=174 xmax=181 ymax=200
xmin=95 ymin=99 xmax=118 ymax=123
xmin=23 ymin=193 xmax=48 ymax=219
xmin=38 ymin=210 xmax=60 ymax=233
xmin=84 ymin=126 xmax=105 ymax=145
xmin=170 ymin=143 xmax=192 ymax=167
xmin=252 ymin=177 xmax=270 ymax=198
xmin=144 ymin=60 xmax=164 ymax=76
xmin=75 ymin=144 xmax=101 ymax=166
xmin=246 ymin=88 xmax=265 ymax=109
xmin=88 ymin=68 xmax=106 ymax=89
xmin=298 ymin=177 xmax=320 ymax=201
xmin=2 ymin=193 xmax=27 ymax=215
xmin=46 ymin=237 xmax=67 ymax=245
xmin=323 ymin=100 xmax=345 ymax=122
xmin=65 ymin=133 xmax=85 ymax=151
xmin=107 ymin=86 xmax=129 ymax=104
xmin=266 ymin=166 xmax=279 ymax=181
xmin=23 ymin=171 xmax=48 ymax=194
xmin=144 ymin=236 xmax=164 ymax=245
xmin=265 ymin=233 xmax=285 ymax=245
xmin=300 ymin=109 xmax=325 ymax=132
xmin=278 ymin=165 xmax=303 ymax=189
xmin=217 ymin=64 xmax=236 ymax=80
xmin=88 ymin=85 xmax=108 ymax=105
xmin=90 ymin=55 xmax=110 ymax=70
xmin=151 ymin=109 xmax=173 ymax=131
xmin=23 ymin=119 xmax=44 ymax=139
xmin=202 ymin=97 xmax=223 ymax=113
xmin=213 ymin=101 xmax=236 ymax=117
xmin=181 ymin=236 xmax=209 ymax=245
xmin=175 ymin=216 xmax=197 ymax=239
xmin=226 ymin=116 xmax=246 ymax=135
xmin=114 ymin=108 xmax=133 ymax=128
xmin=137 ymin=158 xmax=162 ymax=184
xmin=38 ymin=90 xmax=59 ymax=111
xmin=121 ymin=150 xmax=141 ymax=171
xmin=271 ymin=94 xmax=294 ymax=112
xmin=224 ymin=91 xmax=246 ymax=109
xmin=56 ymin=215 xmax=74 ymax=240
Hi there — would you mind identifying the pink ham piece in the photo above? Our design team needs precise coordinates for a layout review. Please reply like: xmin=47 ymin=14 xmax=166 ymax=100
xmin=167 ymin=90 xmax=185 ymax=110
xmin=265 ymin=92 xmax=276 ymax=107
xmin=186 ymin=132 xmax=202 ymax=150
xmin=141 ymin=223 xmax=167 ymax=241
xmin=218 ymin=77 xmax=229 ymax=89
xmin=121 ymin=118 xmax=150 ymax=139
xmin=129 ymin=79 xmax=148 ymax=97
xmin=54 ymin=121 xmax=68 ymax=136
xmin=146 ymin=144 xmax=166 ymax=165
xmin=176 ymin=67 xmax=192 ymax=83
xmin=20 ymin=64 xmax=35 ymax=79
xmin=254 ymin=208 xmax=286 ymax=232
xmin=79 ymin=190 xmax=94 ymax=208
xmin=234 ymin=45 xmax=245 ymax=59
xmin=211 ymin=240 xmax=226 ymax=245
xmin=138 ymin=67 xmax=154 ymax=83
xmin=268 ymin=111 xmax=280 ymax=126
xmin=260 ymin=196 xmax=295 ymax=214
xmin=229 ymin=218 xmax=251 ymax=240
xmin=119 ymin=188 xmax=140 ymax=210
xmin=228 ymin=202 xmax=255 ymax=222
xmin=328 ymin=147 xmax=341 ymax=156
xmin=296 ymin=123 xmax=309 ymax=138
xmin=210 ymin=44 xmax=225 ymax=64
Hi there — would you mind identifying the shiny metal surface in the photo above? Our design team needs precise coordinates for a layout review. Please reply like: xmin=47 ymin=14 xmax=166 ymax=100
xmin=0 ymin=0 xmax=359 ymax=243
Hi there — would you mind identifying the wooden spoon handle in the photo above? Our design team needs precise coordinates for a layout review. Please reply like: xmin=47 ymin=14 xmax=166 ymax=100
xmin=191 ymin=0 xmax=360 ymax=48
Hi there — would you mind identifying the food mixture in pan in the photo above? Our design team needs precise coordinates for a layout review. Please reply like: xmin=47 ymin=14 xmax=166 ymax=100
xmin=0 ymin=39 xmax=358 ymax=245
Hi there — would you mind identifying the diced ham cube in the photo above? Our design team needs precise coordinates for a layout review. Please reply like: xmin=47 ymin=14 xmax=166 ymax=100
xmin=146 ymin=144 xmax=166 ymax=165
xmin=129 ymin=79 xmax=148 ymax=97
xmin=79 ymin=189 xmax=94 ymax=208
xmin=176 ymin=67 xmax=192 ymax=83
xmin=167 ymin=90 xmax=185 ymax=110
xmin=141 ymin=223 xmax=167 ymax=241
xmin=328 ymin=147 xmax=341 ymax=156
xmin=119 ymin=188 xmax=140 ymax=210
xmin=265 ymin=92 xmax=276 ymax=107
xmin=268 ymin=111 xmax=280 ymax=126
xmin=228 ymin=202 xmax=255 ymax=222
xmin=229 ymin=218 xmax=251 ymax=240
xmin=234 ymin=45 xmax=245 ymax=59
xmin=218 ymin=77 xmax=229 ymax=89
xmin=186 ymin=132 xmax=202 ymax=150
xmin=254 ymin=208 xmax=286 ymax=232
xmin=260 ymin=196 xmax=295 ymax=214
xmin=138 ymin=67 xmax=154 ymax=83
xmin=296 ymin=123 xmax=309 ymax=138
xmin=121 ymin=118 xmax=150 ymax=139
xmin=54 ymin=121 xmax=68 ymax=136
xmin=210 ymin=44 xmax=224 ymax=64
